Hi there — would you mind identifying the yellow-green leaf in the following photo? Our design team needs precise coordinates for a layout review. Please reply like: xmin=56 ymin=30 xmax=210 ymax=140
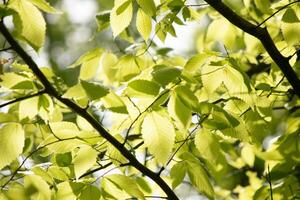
xmin=73 ymin=145 xmax=98 ymax=179
xmin=27 ymin=0 xmax=61 ymax=14
xmin=141 ymin=111 xmax=175 ymax=164
xmin=9 ymin=0 xmax=46 ymax=50
xmin=136 ymin=8 xmax=152 ymax=41
xmin=110 ymin=0 xmax=133 ymax=37
xmin=106 ymin=174 xmax=145 ymax=200
xmin=0 ymin=123 xmax=24 ymax=170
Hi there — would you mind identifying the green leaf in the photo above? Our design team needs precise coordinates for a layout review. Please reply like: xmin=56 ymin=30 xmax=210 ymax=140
xmin=0 ymin=123 xmax=24 ymax=170
xmin=168 ymin=92 xmax=191 ymax=130
xmin=96 ymin=11 xmax=110 ymax=32
xmin=184 ymin=54 xmax=208 ymax=72
xmin=151 ymin=65 xmax=181 ymax=86
xmin=73 ymin=145 xmax=98 ymax=179
xmin=81 ymin=80 xmax=109 ymax=100
xmin=282 ymin=22 xmax=300 ymax=46
xmin=128 ymin=79 xmax=160 ymax=96
xmin=194 ymin=128 xmax=225 ymax=165
xmin=106 ymin=174 xmax=145 ymax=200
xmin=116 ymin=0 xmax=131 ymax=15
xmin=9 ymin=0 xmax=46 ymax=50
xmin=24 ymin=175 xmax=51 ymax=200
xmin=27 ymin=0 xmax=61 ymax=14
xmin=181 ymin=153 xmax=214 ymax=199
xmin=282 ymin=8 xmax=300 ymax=23
xmin=136 ymin=0 xmax=156 ymax=17
xmin=141 ymin=111 xmax=175 ymax=164
xmin=174 ymin=85 xmax=198 ymax=110
xmin=110 ymin=0 xmax=133 ymax=37
xmin=79 ymin=185 xmax=101 ymax=200
xmin=136 ymin=8 xmax=152 ymax=41
xmin=56 ymin=182 xmax=84 ymax=200
xmin=115 ymin=55 xmax=142 ymax=81
xmin=170 ymin=162 xmax=187 ymax=189
xmin=102 ymin=92 xmax=128 ymax=113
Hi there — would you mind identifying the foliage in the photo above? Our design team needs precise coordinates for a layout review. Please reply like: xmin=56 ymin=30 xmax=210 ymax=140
xmin=0 ymin=0 xmax=300 ymax=199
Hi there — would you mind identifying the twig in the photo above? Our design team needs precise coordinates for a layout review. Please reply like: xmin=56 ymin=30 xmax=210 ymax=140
xmin=266 ymin=165 xmax=274 ymax=200
xmin=186 ymin=3 xmax=208 ymax=7
xmin=1 ymin=137 xmax=76 ymax=190
xmin=158 ymin=115 xmax=208 ymax=175
xmin=0 ymin=46 xmax=11 ymax=52
xmin=0 ymin=90 xmax=46 ymax=109
xmin=123 ymin=80 xmax=181 ymax=144
xmin=257 ymin=0 xmax=300 ymax=27
xmin=79 ymin=162 xmax=112 ymax=179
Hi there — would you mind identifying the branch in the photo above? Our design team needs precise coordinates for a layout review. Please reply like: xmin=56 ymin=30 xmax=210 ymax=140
xmin=0 ymin=21 xmax=179 ymax=200
xmin=257 ymin=0 xmax=300 ymax=27
xmin=203 ymin=0 xmax=300 ymax=98
xmin=0 ymin=90 xmax=46 ymax=108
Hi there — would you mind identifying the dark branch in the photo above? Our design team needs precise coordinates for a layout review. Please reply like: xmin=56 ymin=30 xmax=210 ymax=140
xmin=0 ymin=21 xmax=179 ymax=200
xmin=203 ymin=0 xmax=300 ymax=98
xmin=0 ymin=90 xmax=46 ymax=108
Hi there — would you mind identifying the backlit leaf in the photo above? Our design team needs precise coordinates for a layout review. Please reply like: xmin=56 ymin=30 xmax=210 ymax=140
xmin=0 ymin=123 xmax=24 ymax=170
xmin=141 ymin=111 xmax=175 ymax=164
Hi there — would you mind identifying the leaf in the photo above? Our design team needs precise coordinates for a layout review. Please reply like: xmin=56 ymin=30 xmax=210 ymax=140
xmin=110 ymin=0 xmax=133 ymax=37
xmin=56 ymin=182 xmax=85 ymax=200
xmin=9 ymin=0 xmax=46 ymax=50
xmin=115 ymin=55 xmax=142 ymax=81
xmin=170 ymin=162 xmax=187 ymax=189
xmin=24 ymin=175 xmax=51 ymax=200
xmin=181 ymin=153 xmax=214 ymax=199
xmin=96 ymin=11 xmax=110 ymax=32
xmin=49 ymin=121 xmax=80 ymax=138
xmin=79 ymin=185 xmax=101 ymax=200
xmin=0 ymin=123 xmax=24 ymax=170
xmin=151 ymin=65 xmax=181 ymax=86
xmin=116 ymin=0 xmax=131 ymax=15
xmin=128 ymin=79 xmax=160 ymax=96
xmin=282 ymin=8 xmax=300 ymax=23
xmin=73 ymin=145 xmax=98 ymax=179
xmin=141 ymin=111 xmax=175 ymax=164
xmin=282 ymin=22 xmax=300 ymax=46
xmin=168 ymin=92 xmax=191 ymax=130
xmin=106 ymin=174 xmax=145 ymax=200
xmin=194 ymin=128 xmax=225 ymax=165
xmin=174 ymin=85 xmax=198 ymax=110
xmin=27 ymin=0 xmax=61 ymax=14
xmin=102 ymin=92 xmax=128 ymax=113
xmin=136 ymin=0 xmax=156 ymax=17
xmin=19 ymin=96 xmax=39 ymax=120
xmin=136 ymin=8 xmax=152 ymax=41
xmin=184 ymin=54 xmax=208 ymax=72
xmin=81 ymin=80 xmax=109 ymax=100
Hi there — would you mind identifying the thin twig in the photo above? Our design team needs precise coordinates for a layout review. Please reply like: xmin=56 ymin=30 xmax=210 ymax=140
xmin=158 ymin=115 xmax=208 ymax=175
xmin=257 ymin=0 xmax=300 ymax=27
xmin=1 ymin=137 xmax=76 ymax=190
xmin=79 ymin=162 xmax=112 ymax=179
xmin=0 ymin=46 xmax=11 ymax=52
xmin=0 ymin=90 xmax=46 ymax=109
xmin=123 ymin=80 xmax=181 ymax=144
xmin=186 ymin=3 xmax=208 ymax=7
